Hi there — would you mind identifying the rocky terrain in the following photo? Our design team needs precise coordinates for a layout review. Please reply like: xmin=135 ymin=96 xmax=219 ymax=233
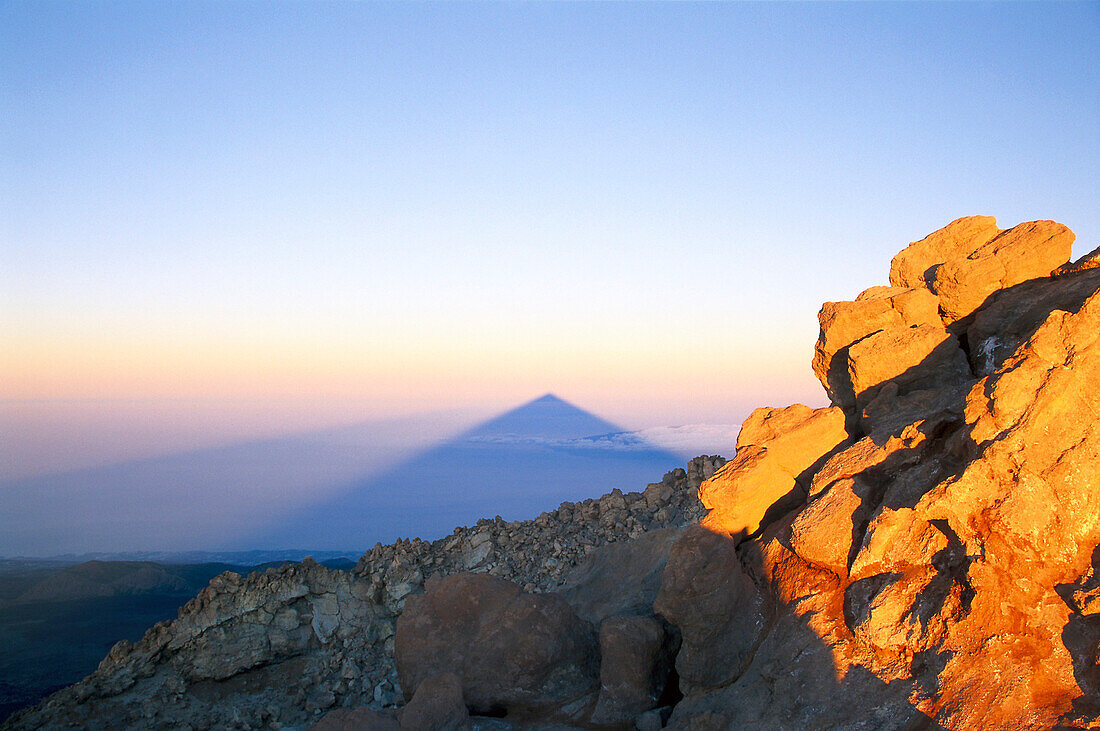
xmin=4 ymin=458 xmax=722 ymax=729
xmin=8 ymin=215 xmax=1100 ymax=730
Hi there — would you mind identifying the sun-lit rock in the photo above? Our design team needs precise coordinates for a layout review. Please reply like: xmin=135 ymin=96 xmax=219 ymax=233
xmin=698 ymin=405 xmax=847 ymax=537
xmin=931 ymin=219 xmax=1074 ymax=325
xmin=889 ymin=215 xmax=1003 ymax=291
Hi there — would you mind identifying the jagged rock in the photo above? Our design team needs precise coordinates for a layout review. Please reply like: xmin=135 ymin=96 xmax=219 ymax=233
xmin=669 ymin=217 xmax=1099 ymax=729
xmin=398 ymin=672 xmax=469 ymax=730
xmin=698 ymin=405 xmax=847 ymax=536
xmin=653 ymin=526 xmax=769 ymax=694
xmin=889 ymin=215 xmax=1002 ymax=290
xmin=12 ymin=216 xmax=1097 ymax=731
xmin=813 ymin=285 xmax=943 ymax=411
xmin=6 ymin=456 xmax=721 ymax=731
xmin=967 ymin=265 xmax=1100 ymax=376
xmin=930 ymin=219 xmax=1074 ymax=325
xmin=395 ymin=573 xmax=599 ymax=722
xmin=588 ymin=615 xmax=670 ymax=727
xmin=1055 ymin=243 xmax=1100 ymax=276
xmin=814 ymin=283 xmax=972 ymax=435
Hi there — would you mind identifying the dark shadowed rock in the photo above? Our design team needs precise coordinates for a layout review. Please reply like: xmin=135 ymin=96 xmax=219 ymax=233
xmin=395 ymin=573 xmax=598 ymax=722
xmin=588 ymin=615 xmax=670 ymax=727
xmin=653 ymin=526 xmax=769 ymax=694
xmin=398 ymin=672 xmax=469 ymax=731
xmin=555 ymin=527 xmax=684 ymax=625
xmin=967 ymin=266 xmax=1100 ymax=376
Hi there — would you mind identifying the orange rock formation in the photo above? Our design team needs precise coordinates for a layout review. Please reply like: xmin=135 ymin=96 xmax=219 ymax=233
xmin=667 ymin=216 xmax=1099 ymax=728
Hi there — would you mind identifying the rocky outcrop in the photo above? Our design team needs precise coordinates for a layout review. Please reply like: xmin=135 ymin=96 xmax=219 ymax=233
xmin=4 ymin=457 xmax=724 ymax=730
xmin=658 ymin=217 xmax=1099 ymax=729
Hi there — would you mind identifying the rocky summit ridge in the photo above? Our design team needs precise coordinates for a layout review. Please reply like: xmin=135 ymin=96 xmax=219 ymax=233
xmin=8 ymin=215 xmax=1100 ymax=730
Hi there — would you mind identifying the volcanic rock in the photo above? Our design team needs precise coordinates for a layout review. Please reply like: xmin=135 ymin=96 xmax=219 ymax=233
xmin=889 ymin=215 xmax=1002 ymax=290
xmin=671 ymin=217 xmax=1100 ymax=729
xmin=554 ymin=526 xmax=684 ymax=625
xmin=930 ymin=219 xmax=1074 ymax=325
xmin=394 ymin=572 xmax=599 ymax=722
xmin=698 ymin=404 xmax=847 ymax=536
xmin=398 ymin=672 xmax=469 ymax=731
xmin=652 ymin=525 xmax=769 ymax=694
xmin=588 ymin=615 xmax=671 ymax=727
xmin=4 ymin=457 xmax=722 ymax=731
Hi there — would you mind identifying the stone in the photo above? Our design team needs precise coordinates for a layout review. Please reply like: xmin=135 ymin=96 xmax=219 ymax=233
xmin=555 ymin=527 xmax=684 ymax=625
xmin=1054 ymin=243 xmax=1100 ymax=276
xmin=699 ymin=405 xmax=847 ymax=537
xmin=395 ymin=572 xmax=599 ymax=721
xmin=889 ymin=215 xmax=1002 ymax=290
xmin=931 ymin=219 xmax=1074 ymax=325
xmin=653 ymin=526 xmax=768 ymax=694
xmin=814 ymin=286 xmax=943 ymax=411
xmin=588 ymin=616 xmax=670 ymax=726
xmin=398 ymin=672 xmax=469 ymax=731
xmin=966 ymin=266 xmax=1100 ymax=376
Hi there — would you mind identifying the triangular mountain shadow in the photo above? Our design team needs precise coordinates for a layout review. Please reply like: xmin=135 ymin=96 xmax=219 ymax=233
xmin=241 ymin=395 xmax=687 ymax=552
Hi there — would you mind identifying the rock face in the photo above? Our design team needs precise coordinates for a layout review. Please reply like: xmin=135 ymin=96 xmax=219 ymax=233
xmin=658 ymin=216 xmax=1099 ymax=729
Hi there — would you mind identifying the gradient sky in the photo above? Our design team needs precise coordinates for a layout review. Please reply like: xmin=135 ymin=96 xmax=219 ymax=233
xmin=3 ymin=1 xmax=1098 ymax=475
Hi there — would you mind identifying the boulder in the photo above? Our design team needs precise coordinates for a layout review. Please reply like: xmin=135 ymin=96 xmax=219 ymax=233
xmin=889 ymin=215 xmax=1002 ymax=290
xmin=395 ymin=572 xmax=599 ymax=722
xmin=653 ymin=526 xmax=769 ymax=694
xmin=813 ymin=284 xmax=973 ymax=435
xmin=398 ymin=672 xmax=469 ymax=731
xmin=930 ymin=219 xmax=1074 ymax=325
xmin=699 ymin=405 xmax=847 ymax=537
xmin=555 ymin=527 xmax=685 ymax=625
xmin=588 ymin=616 xmax=671 ymax=727
xmin=813 ymin=285 xmax=943 ymax=411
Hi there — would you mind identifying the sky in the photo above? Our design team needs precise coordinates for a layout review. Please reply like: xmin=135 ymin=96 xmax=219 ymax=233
xmin=2 ymin=1 xmax=1099 ymax=481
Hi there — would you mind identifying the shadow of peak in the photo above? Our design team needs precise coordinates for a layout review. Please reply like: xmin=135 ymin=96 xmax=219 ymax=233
xmin=239 ymin=396 xmax=689 ymax=552
xmin=465 ymin=394 xmax=625 ymax=441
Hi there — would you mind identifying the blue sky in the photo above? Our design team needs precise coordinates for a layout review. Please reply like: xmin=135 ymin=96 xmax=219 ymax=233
xmin=2 ymin=2 xmax=1098 ymax=472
